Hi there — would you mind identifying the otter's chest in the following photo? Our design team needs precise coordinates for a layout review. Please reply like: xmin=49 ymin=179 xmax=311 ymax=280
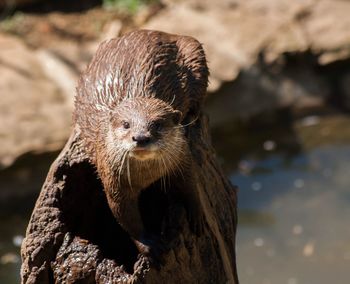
xmin=120 ymin=159 xmax=166 ymax=191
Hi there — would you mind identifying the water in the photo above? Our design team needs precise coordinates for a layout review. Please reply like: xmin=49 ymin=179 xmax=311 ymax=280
xmin=234 ymin=146 xmax=350 ymax=284
xmin=0 ymin=215 xmax=27 ymax=283
xmin=0 ymin=114 xmax=349 ymax=283
xmin=214 ymin=114 xmax=350 ymax=284
xmin=0 ymin=152 xmax=58 ymax=284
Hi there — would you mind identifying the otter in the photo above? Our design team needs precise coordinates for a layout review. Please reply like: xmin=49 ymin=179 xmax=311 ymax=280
xmin=74 ymin=30 xmax=208 ymax=265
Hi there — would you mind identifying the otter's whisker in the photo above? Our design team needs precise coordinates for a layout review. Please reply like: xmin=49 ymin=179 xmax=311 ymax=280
xmin=118 ymin=150 xmax=129 ymax=187
xmin=145 ymin=159 xmax=156 ymax=188
xmin=163 ymin=145 xmax=186 ymax=182
xmin=163 ymin=157 xmax=172 ymax=191
xmin=160 ymin=148 xmax=179 ymax=180
xmin=159 ymin=156 xmax=168 ymax=192
xmin=160 ymin=175 xmax=166 ymax=193
xmin=127 ymin=152 xmax=133 ymax=190
xmin=174 ymin=116 xmax=199 ymax=129
xmin=161 ymin=143 xmax=183 ymax=170
xmin=169 ymin=94 xmax=176 ymax=106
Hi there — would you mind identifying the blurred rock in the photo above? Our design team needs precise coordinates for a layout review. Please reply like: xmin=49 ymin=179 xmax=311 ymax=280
xmin=0 ymin=0 xmax=41 ymax=9
xmin=0 ymin=252 xmax=20 ymax=264
xmin=100 ymin=20 xmax=122 ymax=42
xmin=145 ymin=0 xmax=350 ymax=108
xmin=340 ymin=72 xmax=350 ymax=110
xmin=303 ymin=0 xmax=350 ymax=62
xmin=145 ymin=0 xmax=312 ymax=91
xmin=205 ymin=57 xmax=329 ymax=126
xmin=0 ymin=33 xmax=76 ymax=168
xmin=2 ymin=0 xmax=350 ymax=168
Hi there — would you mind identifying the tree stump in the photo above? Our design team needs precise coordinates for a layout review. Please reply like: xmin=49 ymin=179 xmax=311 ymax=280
xmin=21 ymin=31 xmax=239 ymax=284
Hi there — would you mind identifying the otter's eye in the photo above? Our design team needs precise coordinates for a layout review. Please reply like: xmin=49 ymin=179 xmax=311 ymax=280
xmin=122 ymin=121 xmax=130 ymax=129
xmin=153 ymin=121 xmax=163 ymax=131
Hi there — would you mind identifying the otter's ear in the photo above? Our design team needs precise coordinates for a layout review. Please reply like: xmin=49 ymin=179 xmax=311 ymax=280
xmin=176 ymin=36 xmax=209 ymax=117
xmin=172 ymin=110 xmax=182 ymax=125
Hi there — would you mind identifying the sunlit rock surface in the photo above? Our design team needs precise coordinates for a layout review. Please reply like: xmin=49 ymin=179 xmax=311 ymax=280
xmin=146 ymin=0 xmax=350 ymax=118
xmin=0 ymin=33 xmax=75 ymax=168
xmin=146 ymin=0 xmax=350 ymax=92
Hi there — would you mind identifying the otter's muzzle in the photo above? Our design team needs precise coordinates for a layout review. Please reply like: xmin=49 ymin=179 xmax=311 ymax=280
xmin=132 ymin=134 xmax=151 ymax=147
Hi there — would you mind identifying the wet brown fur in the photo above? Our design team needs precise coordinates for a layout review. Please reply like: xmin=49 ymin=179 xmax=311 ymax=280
xmin=74 ymin=30 xmax=209 ymax=262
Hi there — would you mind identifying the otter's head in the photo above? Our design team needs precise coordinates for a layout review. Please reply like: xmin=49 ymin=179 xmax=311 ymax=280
xmin=106 ymin=96 xmax=185 ymax=164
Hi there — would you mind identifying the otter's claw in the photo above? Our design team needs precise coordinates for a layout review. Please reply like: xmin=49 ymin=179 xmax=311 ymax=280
xmin=134 ymin=235 xmax=168 ymax=270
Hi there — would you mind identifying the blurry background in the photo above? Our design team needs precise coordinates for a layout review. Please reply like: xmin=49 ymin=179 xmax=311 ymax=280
xmin=1 ymin=0 xmax=350 ymax=283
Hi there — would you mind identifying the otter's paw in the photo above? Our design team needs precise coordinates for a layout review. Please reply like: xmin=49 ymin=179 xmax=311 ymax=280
xmin=134 ymin=235 xmax=168 ymax=270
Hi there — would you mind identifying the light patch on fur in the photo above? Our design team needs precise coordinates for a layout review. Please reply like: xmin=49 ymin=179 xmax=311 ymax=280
xmin=129 ymin=143 xmax=159 ymax=161
xmin=129 ymin=150 xmax=157 ymax=161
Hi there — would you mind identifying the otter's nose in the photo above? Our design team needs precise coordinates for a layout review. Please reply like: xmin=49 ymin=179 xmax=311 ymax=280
xmin=132 ymin=134 xmax=151 ymax=146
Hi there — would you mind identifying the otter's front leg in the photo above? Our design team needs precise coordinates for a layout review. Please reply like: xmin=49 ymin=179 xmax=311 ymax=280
xmin=106 ymin=192 xmax=166 ymax=267
xmin=123 ymin=198 xmax=168 ymax=268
